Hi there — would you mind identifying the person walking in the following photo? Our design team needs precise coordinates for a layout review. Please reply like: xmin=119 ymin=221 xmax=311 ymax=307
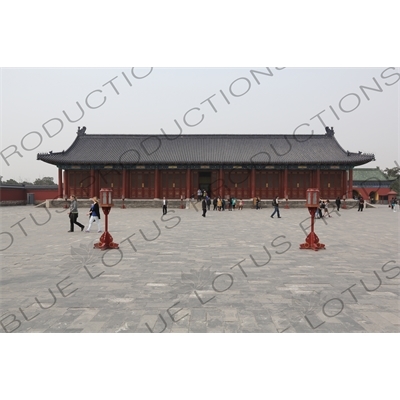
xmin=335 ymin=197 xmax=341 ymax=212
xmin=68 ymin=195 xmax=85 ymax=232
xmin=207 ymin=196 xmax=211 ymax=211
xmin=202 ymin=197 xmax=207 ymax=217
xmin=162 ymin=197 xmax=168 ymax=215
xmin=213 ymin=197 xmax=217 ymax=210
xmin=86 ymin=196 xmax=102 ymax=232
xmin=217 ymin=197 xmax=222 ymax=211
xmin=323 ymin=200 xmax=332 ymax=218
xmin=316 ymin=201 xmax=323 ymax=219
xmin=358 ymin=196 xmax=364 ymax=212
xmin=270 ymin=196 xmax=281 ymax=218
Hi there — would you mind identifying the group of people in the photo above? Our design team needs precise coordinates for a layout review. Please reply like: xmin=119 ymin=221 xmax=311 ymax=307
xmin=212 ymin=196 xmax=244 ymax=211
xmin=315 ymin=199 xmax=332 ymax=218
xmin=196 ymin=188 xmax=207 ymax=202
xmin=67 ymin=195 xmax=102 ymax=233
xmin=176 ymin=193 xmax=282 ymax=219
xmin=162 ymin=192 xmax=248 ymax=217
xmin=67 ymin=191 xmax=397 ymax=230
xmin=203 ymin=194 xmax=244 ymax=216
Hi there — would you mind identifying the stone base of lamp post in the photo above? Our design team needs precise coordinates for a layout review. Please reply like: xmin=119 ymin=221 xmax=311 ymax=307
xmin=299 ymin=207 xmax=326 ymax=251
xmin=299 ymin=231 xmax=326 ymax=251
xmin=94 ymin=231 xmax=119 ymax=250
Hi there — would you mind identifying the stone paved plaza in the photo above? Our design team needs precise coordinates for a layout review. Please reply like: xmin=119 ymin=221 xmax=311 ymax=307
xmin=0 ymin=202 xmax=399 ymax=333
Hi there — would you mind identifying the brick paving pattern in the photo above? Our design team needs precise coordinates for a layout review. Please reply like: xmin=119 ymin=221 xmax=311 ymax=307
xmin=0 ymin=203 xmax=398 ymax=333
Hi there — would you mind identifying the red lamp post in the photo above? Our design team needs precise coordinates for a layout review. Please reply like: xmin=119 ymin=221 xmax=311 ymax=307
xmin=94 ymin=188 xmax=119 ymax=250
xmin=300 ymin=188 xmax=326 ymax=251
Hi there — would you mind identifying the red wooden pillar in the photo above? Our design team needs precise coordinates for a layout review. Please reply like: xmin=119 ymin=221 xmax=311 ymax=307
xmin=251 ymin=168 xmax=256 ymax=198
xmin=283 ymin=168 xmax=288 ymax=198
xmin=126 ymin=170 xmax=131 ymax=198
xmin=219 ymin=168 xmax=224 ymax=198
xmin=186 ymin=168 xmax=191 ymax=198
xmin=315 ymin=169 xmax=320 ymax=192
xmin=63 ymin=170 xmax=69 ymax=198
xmin=348 ymin=169 xmax=353 ymax=198
xmin=58 ymin=168 xmax=63 ymax=198
xmin=154 ymin=169 xmax=160 ymax=199
xmin=122 ymin=169 xmax=127 ymax=199
xmin=90 ymin=169 xmax=95 ymax=198
xmin=342 ymin=170 xmax=347 ymax=197
xmin=94 ymin=170 xmax=99 ymax=198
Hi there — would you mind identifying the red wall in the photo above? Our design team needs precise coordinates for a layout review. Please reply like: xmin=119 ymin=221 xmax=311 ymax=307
xmin=0 ymin=185 xmax=58 ymax=204
xmin=26 ymin=187 xmax=59 ymax=201
xmin=0 ymin=187 xmax=27 ymax=201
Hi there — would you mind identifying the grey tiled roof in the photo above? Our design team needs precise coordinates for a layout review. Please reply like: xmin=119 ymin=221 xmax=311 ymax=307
xmin=37 ymin=133 xmax=375 ymax=166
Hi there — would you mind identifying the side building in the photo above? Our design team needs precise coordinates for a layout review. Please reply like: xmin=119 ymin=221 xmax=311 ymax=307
xmin=352 ymin=167 xmax=397 ymax=203
xmin=37 ymin=128 xmax=375 ymax=200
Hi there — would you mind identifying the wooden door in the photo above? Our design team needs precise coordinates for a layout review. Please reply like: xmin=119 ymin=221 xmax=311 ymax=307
xmin=320 ymin=171 xmax=342 ymax=199
xmin=161 ymin=171 xmax=186 ymax=199
xmin=68 ymin=170 xmax=92 ymax=198
xmin=98 ymin=170 xmax=123 ymax=198
xmin=256 ymin=171 xmax=280 ymax=199
xmin=131 ymin=171 xmax=155 ymax=198
xmin=288 ymin=171 xmax=311 ymax=199
xmin=225 ymin=170 xmax=251 ymax=199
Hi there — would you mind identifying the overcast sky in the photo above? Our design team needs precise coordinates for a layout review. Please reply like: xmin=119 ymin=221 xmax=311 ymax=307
xmin=1 ymin=67 xmax=399 ymax=182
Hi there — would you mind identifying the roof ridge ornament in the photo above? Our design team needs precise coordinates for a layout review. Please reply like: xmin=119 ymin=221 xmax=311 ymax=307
xmin=325 ymin=126 xmax=335 ymax=136
xmin=77 ymin=126 xmax=86 ymax=136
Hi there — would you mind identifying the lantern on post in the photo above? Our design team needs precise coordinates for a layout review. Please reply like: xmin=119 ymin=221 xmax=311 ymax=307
xmin=94 ymin=188 xmax=119 ymax=250
xmin=300 ymin=188 xmax=326 ymax=251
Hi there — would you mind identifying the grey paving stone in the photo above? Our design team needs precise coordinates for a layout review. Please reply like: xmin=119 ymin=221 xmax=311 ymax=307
xmin=0 ymin=204 xmax=399 ymax=333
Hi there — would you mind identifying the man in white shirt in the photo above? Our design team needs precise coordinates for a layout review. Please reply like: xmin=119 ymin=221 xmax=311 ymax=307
xmin=162 ymin=197 xmax=168 ymax=215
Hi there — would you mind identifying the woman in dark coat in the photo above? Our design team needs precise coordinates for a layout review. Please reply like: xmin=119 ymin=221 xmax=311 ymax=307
xmin=86 ymin=197 xmax=102 ymax=232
